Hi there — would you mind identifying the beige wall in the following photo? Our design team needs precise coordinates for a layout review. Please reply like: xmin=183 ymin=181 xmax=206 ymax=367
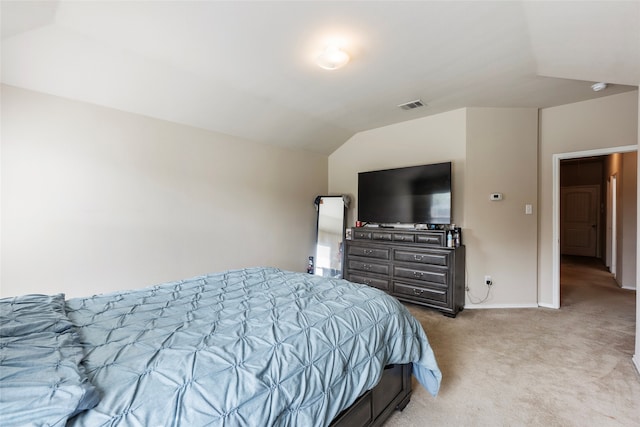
xmin=621 ymin=152 xmax=637 ymax=289
xmin=606 ymin=152 xmax=638 ymax=289
xmin=1 ymin=85 xmax=328 ymax=298
xmin=328 ymin=108 xmax=467 ymax=227
xmin=465 ymin=108 xmax=538 ymax=306
xmin=561 ymin=159 xmax=603 ymax=187
xmin=329 ymin=107 xmax=539 ymax=307
xmin=603 ymin=152 xmax=637 ymax=289
xmin=330 ymin=94 xmax=637 ymax=310
xmin=539 ymin=91 xmax=639 ymax=306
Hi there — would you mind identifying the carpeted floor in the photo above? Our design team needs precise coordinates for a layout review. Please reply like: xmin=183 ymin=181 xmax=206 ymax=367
xmin=385 ymin=256 xmax=639 ymax=426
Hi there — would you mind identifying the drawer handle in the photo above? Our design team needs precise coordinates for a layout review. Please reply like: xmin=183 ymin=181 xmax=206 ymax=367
xmin=363 ymin=264 xmax=372 ymax=270
xmin=364 ymin=279 xmax=371 ymax=284
xmin=413 ymin=271 xmax=424 ymax=278
xmin=413 ymin=289 xmax=425 ymax=295
xmin=413 ymin=255 xmax=424 ymax=261
xmin=364 ymin=249 xmax=374 ymax=255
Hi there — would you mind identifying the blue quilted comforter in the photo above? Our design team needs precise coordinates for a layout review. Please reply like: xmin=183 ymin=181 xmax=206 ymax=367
xmin=2 ymin=267 xmax=441 ymax=426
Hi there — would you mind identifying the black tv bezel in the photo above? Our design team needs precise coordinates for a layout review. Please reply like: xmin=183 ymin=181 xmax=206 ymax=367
xmin=357 ymin=161 xmax=452 ymax=226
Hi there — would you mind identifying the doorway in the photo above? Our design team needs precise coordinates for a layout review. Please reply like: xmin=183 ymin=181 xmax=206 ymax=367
xmin=552 ymin=145 xmax=637 ymax=309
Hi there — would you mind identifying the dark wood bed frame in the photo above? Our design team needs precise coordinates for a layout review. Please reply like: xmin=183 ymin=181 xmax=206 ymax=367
xmin=331 ymin=363 xmax=412 ymax=427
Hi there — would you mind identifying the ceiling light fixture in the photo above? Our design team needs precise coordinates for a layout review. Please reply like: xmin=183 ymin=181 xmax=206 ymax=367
xmin=316 ymin=45 xmax=350 ymax=70
xmin=591 ymin=82 xmax=608 ymax=92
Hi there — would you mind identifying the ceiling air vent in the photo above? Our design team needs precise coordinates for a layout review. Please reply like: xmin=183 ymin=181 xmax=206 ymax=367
xmin=397 ymin=99 xmax=425 ymax=110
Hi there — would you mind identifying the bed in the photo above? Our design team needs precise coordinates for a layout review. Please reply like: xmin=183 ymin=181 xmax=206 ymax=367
xmin=0 ymin=267 xmax=441 ymax=426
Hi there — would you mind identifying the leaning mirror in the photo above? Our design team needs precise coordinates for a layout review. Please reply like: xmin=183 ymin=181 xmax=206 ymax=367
xmin=313 ymin=195 xmax=349 ymax=278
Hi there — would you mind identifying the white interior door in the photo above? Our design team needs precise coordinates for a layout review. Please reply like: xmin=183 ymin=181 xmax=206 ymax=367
xmin=560 ymin=185 xmax=600 ymax=257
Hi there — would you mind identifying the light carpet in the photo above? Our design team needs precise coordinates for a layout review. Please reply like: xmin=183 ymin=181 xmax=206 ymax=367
xmin=385 ymin=256 xmax=639 ymax=426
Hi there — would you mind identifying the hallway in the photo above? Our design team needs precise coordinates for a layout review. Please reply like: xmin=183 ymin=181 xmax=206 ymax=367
xmin=560 ymin=255 xmax=636 ymax=368
xmin=560 ymin=255 xmax=636 ymax=314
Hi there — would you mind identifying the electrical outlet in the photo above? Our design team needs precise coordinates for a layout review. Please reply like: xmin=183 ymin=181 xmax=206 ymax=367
xmin=484 ymin=275 xmax=493 ymax=286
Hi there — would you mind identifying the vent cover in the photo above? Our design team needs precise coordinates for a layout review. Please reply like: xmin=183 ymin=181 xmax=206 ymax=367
xmin=397 ymin=99 xmax=425 ymax=110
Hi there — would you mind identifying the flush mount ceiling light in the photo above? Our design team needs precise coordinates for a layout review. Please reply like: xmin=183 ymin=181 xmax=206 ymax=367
xmin=591 ymin=82 xmax=608 ymax=92
xmin=316 ymin=45 xmax=350 ymax=70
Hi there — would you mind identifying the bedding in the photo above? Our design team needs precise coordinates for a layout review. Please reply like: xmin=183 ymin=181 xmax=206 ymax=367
xmin=0 ymin=294 xmax=100 ymax=427
xmin=1 ymin=267 xmax=441 ymax=426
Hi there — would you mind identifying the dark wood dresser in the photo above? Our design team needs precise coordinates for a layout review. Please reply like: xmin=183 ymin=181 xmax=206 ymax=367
xmin=345 ymin=228 xmax=465 ymax=317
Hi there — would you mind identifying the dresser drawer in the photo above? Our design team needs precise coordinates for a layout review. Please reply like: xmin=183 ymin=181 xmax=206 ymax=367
xmin=393 ymin=265 xmax=448 ymax=286
xmin=345 ymin=228 xmax=465 ymax=317
xmin=415 ymin=232 xmax=445 ymax=246
xmin=349 ymin=260 xmax=390 ymax=276
xmin=392 ymin=233 xmax=415 ymax=243
xmin=393 ymin=282 xmax=448 ymax=305
xmin=371 ymin=231 xmax=393 ymax=241
xmin=348 ymin=273 xmax=390 ymax=291
xmin=393 ymin=249 xmax=449 ymax=266
xmin=347 ymin=244 xmax=391 ymax=260
xmin=353 ymin=230 xmax=373 ymax=240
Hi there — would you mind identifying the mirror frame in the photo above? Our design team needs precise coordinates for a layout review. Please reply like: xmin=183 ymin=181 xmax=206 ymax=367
xmin=313 ymin=195 xmax=350 ymax=278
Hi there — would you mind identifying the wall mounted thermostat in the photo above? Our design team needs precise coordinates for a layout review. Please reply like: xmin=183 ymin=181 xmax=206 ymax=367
xmin=490 ymin=193 xmax=503 ymax=201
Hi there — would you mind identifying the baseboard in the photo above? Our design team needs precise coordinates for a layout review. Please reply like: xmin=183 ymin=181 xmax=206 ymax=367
xmin=465 ymin=303 xmax=539 ymax=310
xmin=633 ymin=354 xmax=640 ymax=376
xmin=620 ymin=285 xmax=636 ymax=290
xmin=466 ymin=302 xmax=566 ymax=310
xmin=538 ymin=302 xmax=560 ymax=309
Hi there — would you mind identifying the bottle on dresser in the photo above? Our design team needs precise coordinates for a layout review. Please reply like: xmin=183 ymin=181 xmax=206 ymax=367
xmin=447 ymin=225 xmax=462 ymax=248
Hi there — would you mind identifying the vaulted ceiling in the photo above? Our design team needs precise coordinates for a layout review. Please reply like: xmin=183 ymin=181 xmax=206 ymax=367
xmin=2 ymin=1 xmax=638 ymax=154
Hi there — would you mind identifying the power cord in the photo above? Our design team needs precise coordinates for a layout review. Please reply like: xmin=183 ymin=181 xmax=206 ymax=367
xmin=464 ymin=266 xmax=493 ymax=304
xmin=466 ymin=283 xmax=492 ymax=304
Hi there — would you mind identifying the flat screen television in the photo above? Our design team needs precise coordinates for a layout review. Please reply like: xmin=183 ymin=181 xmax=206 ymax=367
xmin=357 ymin=162 xmax=452 ymax=225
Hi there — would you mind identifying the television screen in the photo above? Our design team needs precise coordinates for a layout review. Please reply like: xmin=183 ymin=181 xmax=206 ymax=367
xmin=357 ymin=162 xmax=452 ymax=225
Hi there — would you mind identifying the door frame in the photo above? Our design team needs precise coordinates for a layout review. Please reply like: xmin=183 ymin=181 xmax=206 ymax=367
xmin=606 ymin=174 xmax=617 ymax=277
xmin=551 ymin=145 xmax=637 ymax=309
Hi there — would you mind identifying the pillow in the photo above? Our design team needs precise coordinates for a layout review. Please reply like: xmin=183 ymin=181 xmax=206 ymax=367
xmin=0 ymin=293 xmax=70 ymax=336
xmin=0 ymin=294 xmax=100 ymax=426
